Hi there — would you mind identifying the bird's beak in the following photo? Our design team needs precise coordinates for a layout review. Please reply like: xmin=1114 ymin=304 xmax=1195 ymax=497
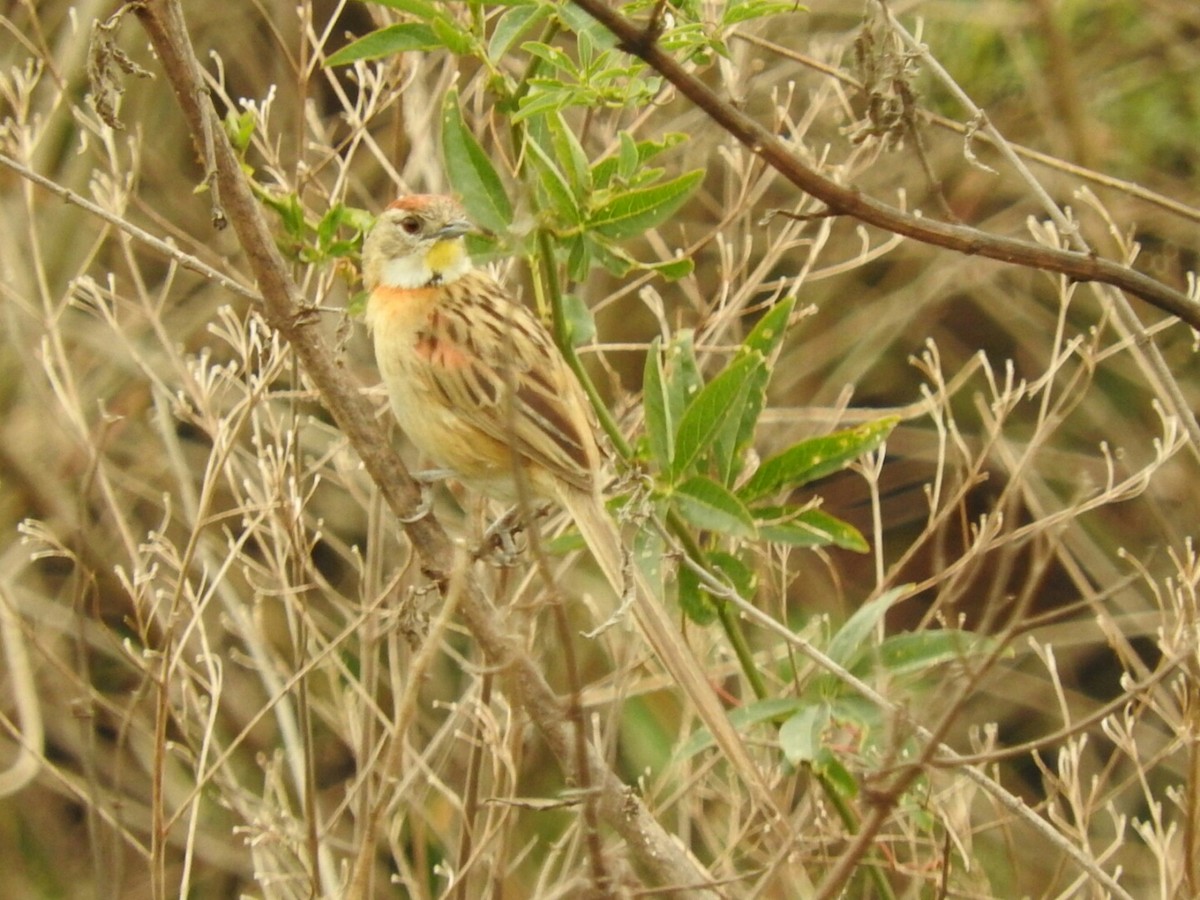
xmin=435 ymin=220 xmax=472 ymax=240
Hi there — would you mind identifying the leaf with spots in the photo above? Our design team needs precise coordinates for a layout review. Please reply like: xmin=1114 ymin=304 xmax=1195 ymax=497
xmin=739 ymin=416 xmax=899 ymax=503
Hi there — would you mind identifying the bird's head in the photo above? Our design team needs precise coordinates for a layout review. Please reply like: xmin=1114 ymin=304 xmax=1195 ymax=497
xmin=362 ymin=194 xmax=475 ymax=290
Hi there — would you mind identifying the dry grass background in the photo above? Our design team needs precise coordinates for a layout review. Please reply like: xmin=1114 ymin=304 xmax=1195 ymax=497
xmin=1 ymin=0 xmax=1198 ymax=897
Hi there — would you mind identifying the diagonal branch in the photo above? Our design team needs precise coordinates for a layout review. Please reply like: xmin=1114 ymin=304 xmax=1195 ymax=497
xmin=121 ymin=1 xmax=722 ymax=894
xmin=570 ymin=0 xmax=1200 ymax=331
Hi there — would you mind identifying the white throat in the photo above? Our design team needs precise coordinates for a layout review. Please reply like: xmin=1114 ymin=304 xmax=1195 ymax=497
xmin=380 ymin=241 xmax=472 ymax=289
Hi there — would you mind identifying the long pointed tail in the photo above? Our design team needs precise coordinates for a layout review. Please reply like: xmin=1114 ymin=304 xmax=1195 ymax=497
xmin=558 ymin=488 xmax=771 ymax=802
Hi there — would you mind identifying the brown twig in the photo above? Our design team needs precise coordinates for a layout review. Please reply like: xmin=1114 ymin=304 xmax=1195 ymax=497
xmin=569 ymin=0 xmax=1200 ymax=331
xmin=123 ymin=1 xmax=720 ymax=894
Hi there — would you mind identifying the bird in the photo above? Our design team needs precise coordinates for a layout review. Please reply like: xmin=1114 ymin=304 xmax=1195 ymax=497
xmin=361 ymin=193 xmax=762 ymax=785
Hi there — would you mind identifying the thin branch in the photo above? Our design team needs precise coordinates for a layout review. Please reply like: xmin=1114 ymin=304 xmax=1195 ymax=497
xmin=569 ymin=0 xmax=1200 ymax=331
xmin=125 ymin=1 xmax=720 ymax=894
xmin=0 ymin=150 xmax=257 ymax=301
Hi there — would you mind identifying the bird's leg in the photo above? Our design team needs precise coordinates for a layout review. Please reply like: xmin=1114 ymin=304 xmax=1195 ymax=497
xmin=396 ymin=469 xmax=454 ymax=523
xmin=474 ymin=502 xmax=552 ymax=565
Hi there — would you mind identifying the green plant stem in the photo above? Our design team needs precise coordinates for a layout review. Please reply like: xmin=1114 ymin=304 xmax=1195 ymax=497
xmin=667 ymin=506 xmax=768 ymax=701
xmin=534 ymin=229 xmax=767 ymax=701
xmin=816 ymin=770 xmax=897 ymax=900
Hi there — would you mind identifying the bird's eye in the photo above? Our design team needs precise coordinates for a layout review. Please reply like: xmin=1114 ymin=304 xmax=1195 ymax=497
xmin=399 ymin=216 xmax=421 ymax=235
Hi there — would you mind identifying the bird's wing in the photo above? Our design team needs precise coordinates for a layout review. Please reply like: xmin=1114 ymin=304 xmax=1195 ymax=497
xmin=423 ymin=270 xmax=600 ymax=493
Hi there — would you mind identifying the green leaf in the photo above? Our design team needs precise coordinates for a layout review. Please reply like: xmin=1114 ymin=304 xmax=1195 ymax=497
xmin=664 ymin=330 xmax=703 ymax=424
xmin=740 ymin=416 xmax=899 ymax=502
xmin=779 ymin=704 xmax=831 ymax=766
xmin=631 ymin=525 xmax=666 ymax=600
xmin=671 ymin=353 xmax=760 ymax=482
xmin=643 ymin=337 xmax=673 ymax=471
xmin=866 ymin=630 xmax=999 ymax=679
xmin=361 ymin=0 xmax=441 ymax=17
xmin=431 ymin=16 xmax=475 ymax=56
xmin=346 ymin=290 xmax=369 ymax=318
xmin=583 ymin=234 xmax=634 ymax=276
xmin=679 ymin=697 xmax=802 ymax=758
xmin=708 ymin=549 xmax=757 ymax=600
xmin=592 ymin=132 xmax=687 ymax=188
xmin=441 ymin=88 xmax=513 ymax=233
xmin=715 ymin=298 xmax=797 ymax=484
xmin=546 ymin=112 xmax=592 ymax=199
xmin=617 ymin=130 xmax=639 ymax=181
xmin=756 ymin=506 xmax=868 ymax=552
xmin=525 ymin=135 xmax=580 ymax=222
xmin=224 ymin=108 xmax=257 ymax=154
xmin=645 ymin=256 xmax=694 ymax=280
xmin=643 ymin=329 xmax=703 ymax=473
xmin=565 ymin=235 xmax=590 ymax=281
xmin=712 ymin=350 xmax=768 ymax=486
xmin=677 ymin=561 xmax=719 ymax=626
xmin=814 ymin=751 xmax=858 ymax=798
xmin=826 ymin=587 xmax=907 ymax=668
xmin=560 ymin=293 xmax=595 ymax=346
xmin=489 ymin=4 xmax=552 ymax=61
xmin=742 ymin=296 xmax=795 ymax=359
xmin=556 ymin=1 xmax=620 ymax=50
xmin=672 ymin=476 xmax=757 ymax=537
xmin=723 ymin=0 xmax=807 ymax=26
xmin=324 ymin=23 xmax=440 ymax=66
xmin=676 ymin=548 xmax=756 ymax=627
xmin=512 ymin=85 xmax=573 ymax=123
xmin=588 ymin=170 xmax=703 ymax=240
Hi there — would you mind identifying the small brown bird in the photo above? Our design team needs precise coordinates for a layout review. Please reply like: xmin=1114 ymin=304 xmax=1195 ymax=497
xmin=361 ymin=194 xmax=759 ymax=781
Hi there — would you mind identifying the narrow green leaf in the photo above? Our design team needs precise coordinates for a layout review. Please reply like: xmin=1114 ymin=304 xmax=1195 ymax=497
xmin=867 ymin=630 xmax=999 ymax=679
xmin=617 ymin=130 xmax=639 ymax=180
xmin=316 ymin=206 xmax=342 ymax=248
xmin=672 ymin=476 xmax=757 ymax=537
xmin=757 ymin=507 xmax=868 ymax=552
xmin=740 ymin=416 xmax=899 ymax=502
xmin=362 ymin=0 xmax=440 ymax=17
xmin=556 ymin=1 xmax=620 ymax=50
xmin=512 ymin=86 xmax=573 ymax=123
xmin=325 ymin=23 xmax=439 ymax=67
xmin=525 ymin=135 xmax=580 ymax=222
xmin=723 ymin=0 xmax=807 ymax=25
xmin=814 ymin=751 xmax=858 ymax=798
xmin=643 ymin=337 xmax=673 ymax=471
xmin=441 ymin=88 xmax=513 ymax=233
xmin=779 ymin=704 xmax=831 ymax=766
xmin=630 ymin=523 xmax=665 ymax=595
xmin=677 ymin=562 xmax=718 ymax=626
xmin=583 ymin=233 xmax=634 ymax=276
xmin=488 ymin=3 xmax=550 ymax=61
xmin=679 ymin=697 xmax=803 ymax=758
xmin=664 ymin=330 xmax=703 ymax=427
xmin=825 ymin=587 xmax=908 ymax=668
xmin=743 ymin=296 xmax=795 ymax=359
xmin=721 ymin=293 xmax=802 ymax=483
xmin=671 ymin=353 xmax=760 ymax=482
xmin=592 ymin=132 xmax=686 ymax=187
xmin=431 ymin=16 xmax=475 ymax=55
xmin=589 ymin=170 xmax=703 ymax=240
xmin=708 ymin=550 xmax=757 ymax=600
xmin=547 ymin=112 xmax=592 ymax=198
xmin=713 ymin=349 xmax=768 ymax=486
xmin=560 ymin=293 xmax=595 ymax=347
xmin=646 ymin=256 xmax=694 ymax=281
xmin=565 ymin=235 xmax=590 ymax=281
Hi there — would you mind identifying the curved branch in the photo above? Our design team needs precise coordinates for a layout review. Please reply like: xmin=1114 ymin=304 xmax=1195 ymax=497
xmin=123 ymin=1 xmax=720 ymax=894
xmin=570 ymin=0 xmax=1200 ymax=330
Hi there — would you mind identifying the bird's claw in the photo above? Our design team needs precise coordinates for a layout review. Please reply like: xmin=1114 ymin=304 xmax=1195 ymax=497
xmin=474 ymin=504 xmax=532 ymax=565
xmin=397 ymin=480 xmax=434 ymax=523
